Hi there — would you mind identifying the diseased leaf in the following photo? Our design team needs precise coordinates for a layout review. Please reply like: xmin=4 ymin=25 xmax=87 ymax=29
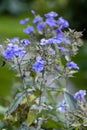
xmin=21 ymin=94 xmax=36 ymax=105
xmin=27 ymin=110 xmax=37 ymax=126
xmin=7 ymin=92 xmax=26 ymax=115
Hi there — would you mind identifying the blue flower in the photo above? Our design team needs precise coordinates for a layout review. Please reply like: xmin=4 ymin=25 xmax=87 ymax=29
xmin=3 ymin=49 xmax=14 ymax=59
xmin=36 ymin=56 xmax=45 ymax=64
xmin=47 ymin=38 xmax=55 ymax=44
xmin=10 ymin=37 xmax=19 ymax=43
xmin=74 ymin=90 xmax=86 ymax=102
xmin=66 ymin=61 xmax=79 ymax=69
xmin=32 ymin=62 xmax=44 ymax=72
xmin=46 ymin=18 xmax=56 ymax=27
xmin=53 ymin=27 xmax=62 ymax=34
xmin=32 ymin=56 xmax=45 ymax=72
xmin=48 ymin=37 xmax=61 ymax=44
xmin=40 ymin=38 xmax=48 ymax=45
xmin=50 ymin=48 xmax=55 ymax=55
xmin=20 ymin=18 xmax=29 ymax=24
xmin=23 ymin=26 xmax=34 ymax=34
xmin=2 ymin=44 xmax=16 ymax=59
xmin=33 ymin=15 xmax=42 ymax=24
xmin=44 ymin=11 xmax=58 ymax=18
xmin=54 ymin=33 xmax=70 ymax=44
xmin=48 ymin=33 xmax=70 ymax=45
xmin=14 ymin=46 xmax=26 ymax=57
xmin=56 ymin=100 xmax=67 ymax=112
xmin=37 ymin=22 xmax=45 ymax=32
xmin=55 ymin=65 xmax=60 ymax=70
xmin=58 ymin=104 xmax=66 ymax=111
xmin=31 ymin=10 xmax=35 ymax=15
xmin=57 ymin=17 xmax=69 ymax=28
xmin=20 ymin=39 xmax=30 ymax=45
xmin=57 ymin=46 xmax=66 ymax=51
xmin=2 ymin=43 xmax=26 ymax=59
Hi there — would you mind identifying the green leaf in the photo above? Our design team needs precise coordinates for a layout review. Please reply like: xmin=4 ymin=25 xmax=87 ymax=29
xmin=64 ymin=91 xmax=78 ymax=111
xmin=7 ymin=92 xmax=26 ymax=114
xmin=27 ymin=110 xmax=37 ymax=126
xmin=75 ymin=126 xmax=81 ymax=130
xmin=42 ymin=118 xmax=62 ymax=129
xmin=46 ymin=90 xmax=55 ymax=104
xmin=33 ymin=88 xmax=41 ymax=97
xmin=30 ymin=69 xmax=37 ymax=79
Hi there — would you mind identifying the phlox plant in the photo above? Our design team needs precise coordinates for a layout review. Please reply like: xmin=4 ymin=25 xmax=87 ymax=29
xmin=0 ymin=11 xmax=87 ymax=130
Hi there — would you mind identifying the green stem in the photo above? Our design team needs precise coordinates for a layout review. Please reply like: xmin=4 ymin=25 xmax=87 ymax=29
xmin=17 ymin=57 xmax=25 ymax=88
xmin=16 ymin=57 xmax=30 ymax=107
xmin=37 ymin=71 xmax=45 ymax=130
xmin=54 ymin=44 xmax=63 ymax=67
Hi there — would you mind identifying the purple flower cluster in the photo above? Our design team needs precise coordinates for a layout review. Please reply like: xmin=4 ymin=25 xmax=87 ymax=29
xmin=1 ymin=11 xmax=84 ymax=124
xmin=40 ymin=33 xmax=70 ymax=46
xmin=20 ymin=11 xmax=69 ymax=37
xmin=2 ymin=11 xmax=81 ymax=77
xmin=32 ymin=56 xmax=45 ymax=72
xmin=3 ymin=43 xmax=26 ymax=59
xmin=74 ymin=90 xmax=86 ymax=102
xmin=53 ymin=33 xmax=70 ymax=44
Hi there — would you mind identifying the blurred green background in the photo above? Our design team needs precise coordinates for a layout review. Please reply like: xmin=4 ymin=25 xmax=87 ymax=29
xmin=0 ymin=0 xmax=87 ymax=98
